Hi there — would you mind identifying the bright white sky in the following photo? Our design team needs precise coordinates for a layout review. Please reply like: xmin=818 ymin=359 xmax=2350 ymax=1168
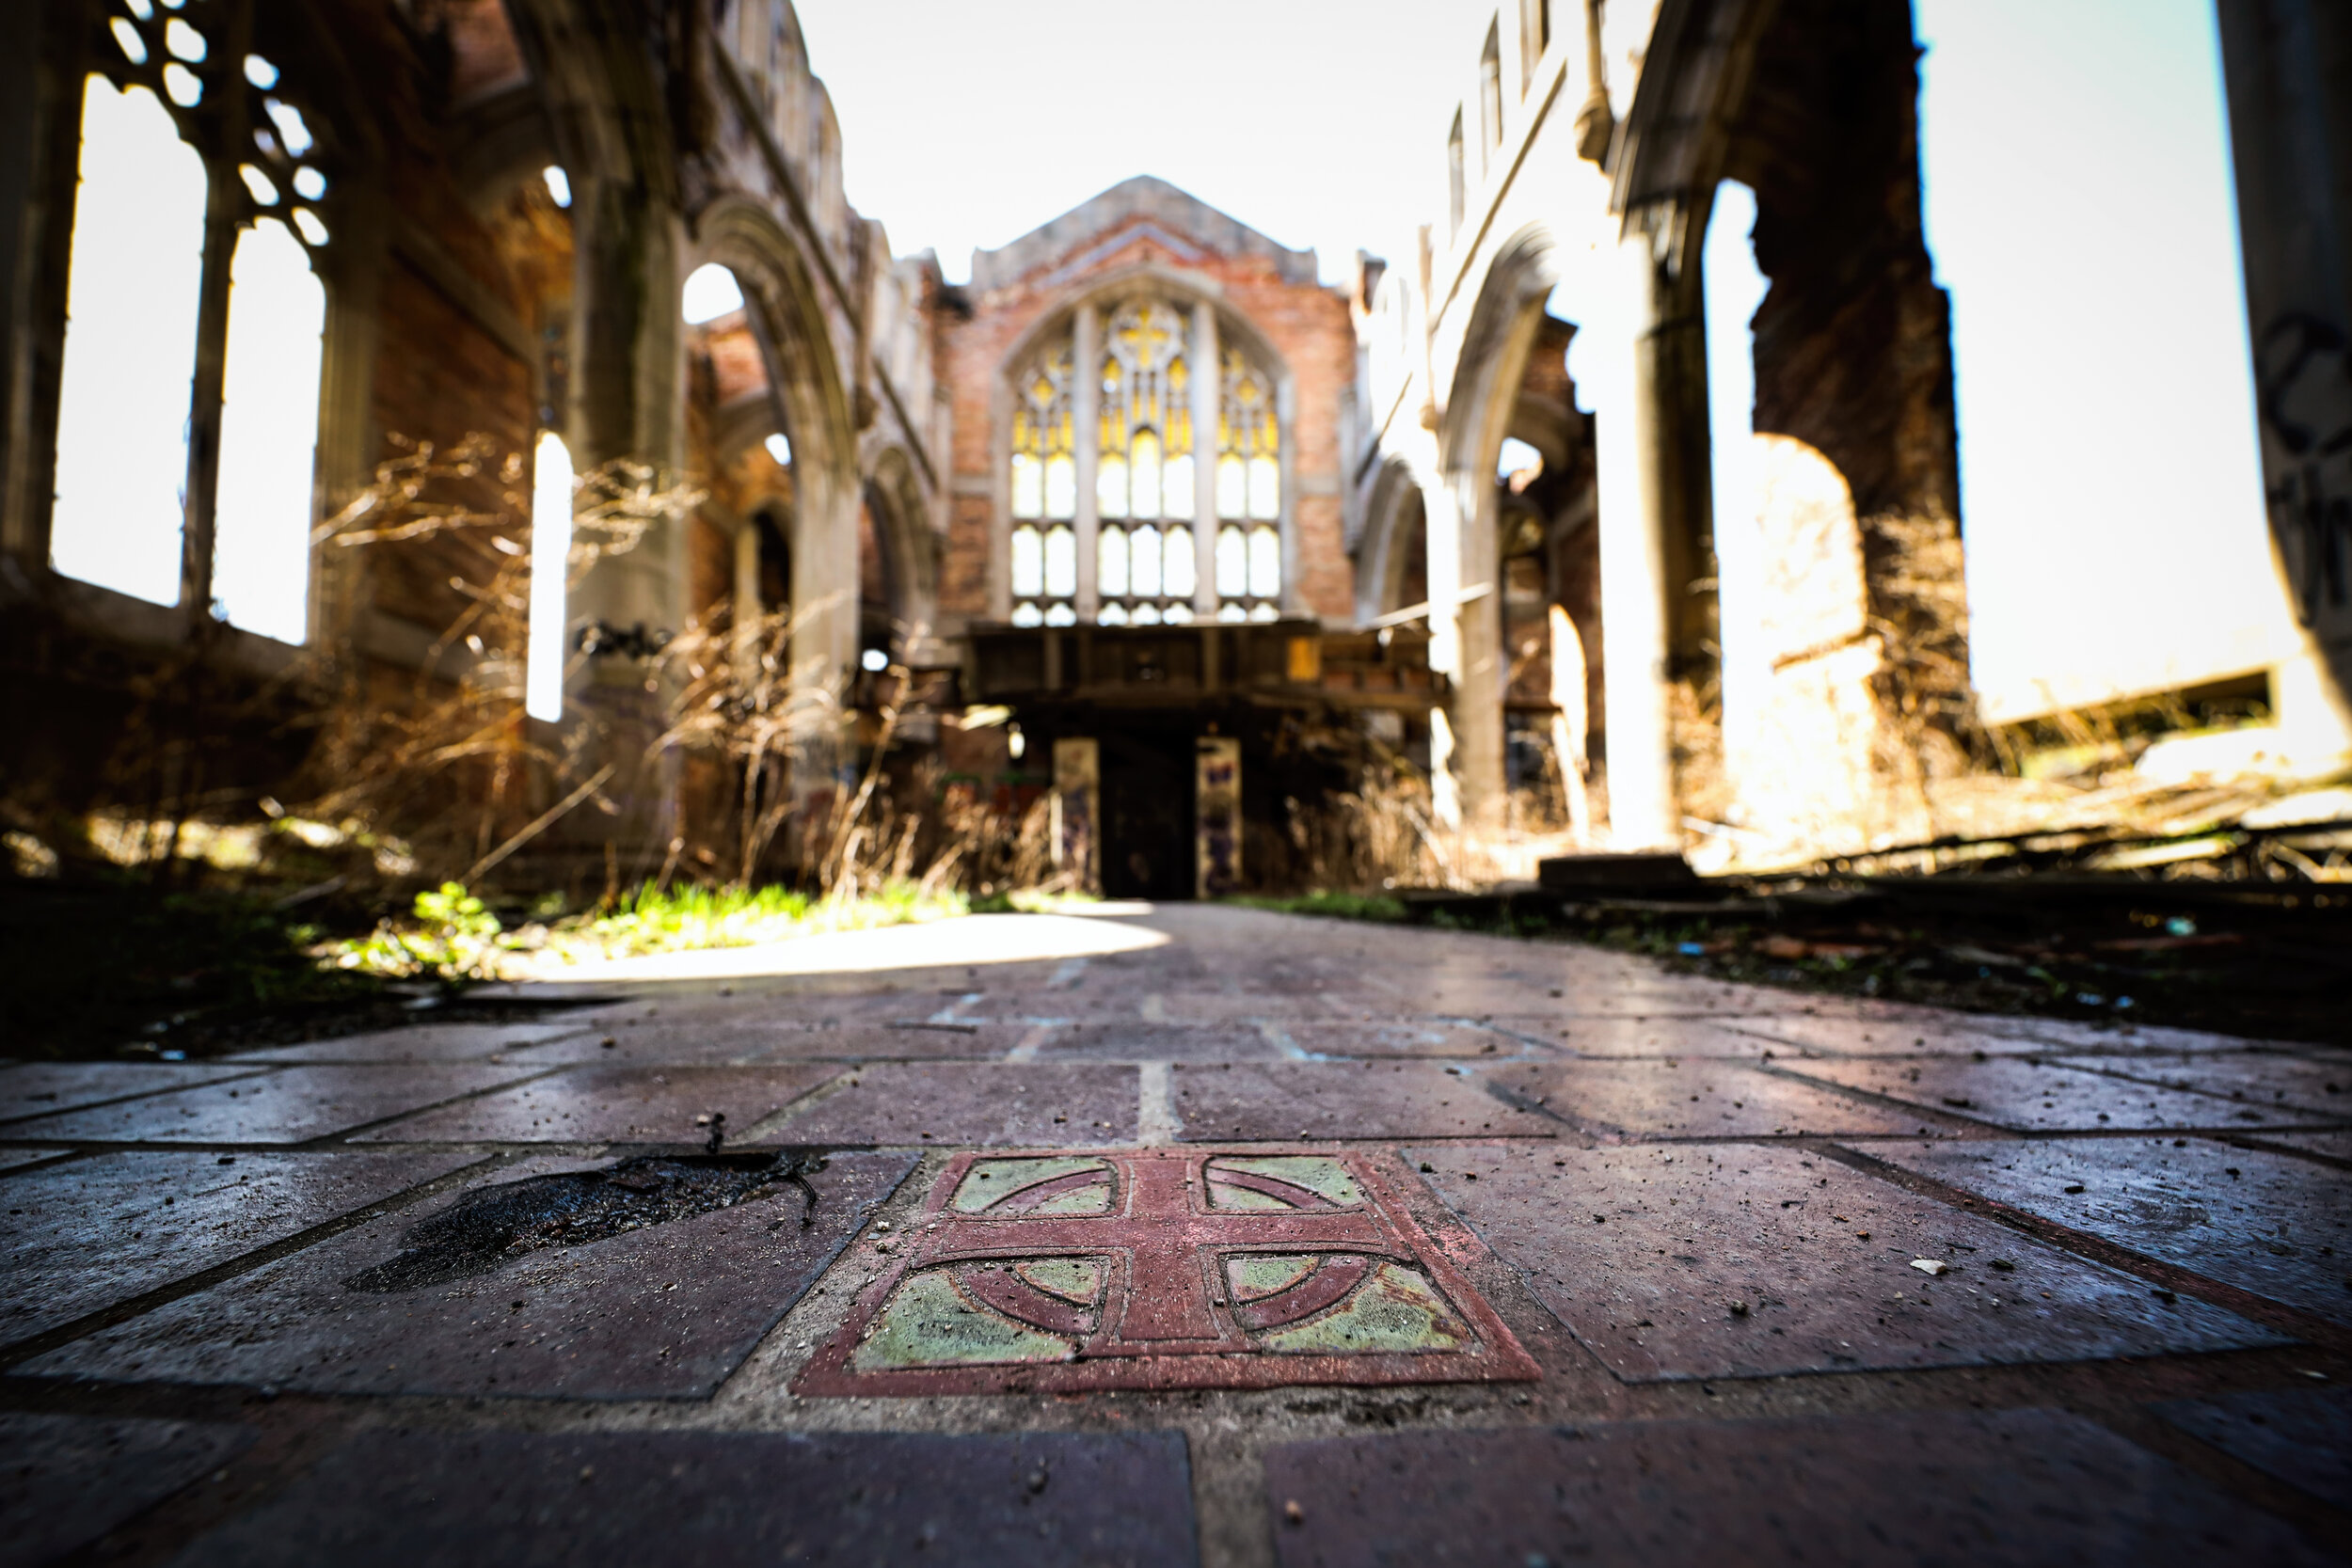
xmin=793 ymin=0 xmax=1467 ymax=283
xmin=803 ymin=0 xmax=2287 ymax=720
xmin=1915 ymin=0 xmax=2280 ymax=718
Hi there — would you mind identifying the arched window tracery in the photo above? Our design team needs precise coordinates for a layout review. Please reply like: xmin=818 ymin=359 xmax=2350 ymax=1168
xmin=1006 ymin=296 xmax=1281 ymax=627
xmin=1008 ymin=341 xmax=1076 ymax=627
xmin=51 ymin=0 xmax=341 ymax=643
xmin=1216 ymin=347 xmax=1282 ymax=622
xmin=1096 ymin=299 xmax=1194 ymax=626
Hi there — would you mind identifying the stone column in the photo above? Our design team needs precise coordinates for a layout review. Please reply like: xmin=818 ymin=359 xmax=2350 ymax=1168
xmin=1073 ymin=303 xmax=1101 ymax=622
xmin=732 ymin=517 xmax=761 ymax=689
xmin=2214 ymin=0 xmax=2352 ymax=762
xmin=1449 ymin=466 xmax=1506 ymax=825
xmin=1192 ymin=300 xmax=1219 ymax=618
xmin=1595 ymin=212 xmax=1713 ymax=849
xmin=787 ymin=451 xmax=859 ymax=815
xmin=564 ymin=177 xmax=687 ymax=863
xmin=1420 ymin=471 xmax=1466 ymax=828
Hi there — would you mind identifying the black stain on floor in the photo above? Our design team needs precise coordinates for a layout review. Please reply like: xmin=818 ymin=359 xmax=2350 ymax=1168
xmin=342 ymin=1150 xmax=830 ymax=1291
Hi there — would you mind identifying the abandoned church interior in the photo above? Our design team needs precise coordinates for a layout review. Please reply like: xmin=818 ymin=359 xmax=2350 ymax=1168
xmin=0 ymin=0 xmax=2347 ymax=1561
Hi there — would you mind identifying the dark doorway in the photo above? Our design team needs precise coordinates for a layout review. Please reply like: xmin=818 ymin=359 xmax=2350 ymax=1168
xmin=1099 ymin=727 xmax=1193 ymax=900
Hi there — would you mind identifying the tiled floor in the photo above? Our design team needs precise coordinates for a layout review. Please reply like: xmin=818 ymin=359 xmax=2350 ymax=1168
xmin=2 ymin=904 xmax=2344 ymax=1566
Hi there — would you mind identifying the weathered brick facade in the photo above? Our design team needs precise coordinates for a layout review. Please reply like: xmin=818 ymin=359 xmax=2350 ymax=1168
xmin=936 ymin=182 xmax=1359 ymax=631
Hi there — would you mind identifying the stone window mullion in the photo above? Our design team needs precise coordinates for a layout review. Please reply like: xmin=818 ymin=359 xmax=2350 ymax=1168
xmin=1073 ymin=303 xmax=1101 ymax=624
xmin=1191 ymin=300 xmax=1218 ymax=619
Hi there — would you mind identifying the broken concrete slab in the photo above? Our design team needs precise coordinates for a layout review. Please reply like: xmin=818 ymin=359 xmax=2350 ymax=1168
xmin=0 ymin=1150 xmax=475 ymax=1345
xmin=168 ymin=1427 xmax=1196 ymax=1568
xmin=0 ymin=1062 xmax=262 ymax=1122
xmin=760 ymin=1063 xmax=1139 ymax=1147
xmin=222 ymin=1022 xmax=592 ymax=1064
xmin=2151 ymin=1386 xmax=2352 ymax=1510
xmin=1777 ymin=1055 xmax=2325 ymax=1132
xmin=4 ymin=1066 xmax=537 ymax=1145
xmin=1405 ymin=1142 xmax=2282 ymax=1383
xmin=0 ymin=1413 xmax=253 ymax=1568
xmin=1483 ymin=1058 xmax=1939 ymax=1139
xmin=1263 ymin=1407 xmax=2330 ymax=1566
xmin=1869 ymin=1137 xmax=2352 ymax=1326
xmin=352 ymin=1065 xmax=837 ymax=1146
xmin=22 ymin=1150 xmax=914 ymax=1400
xmin=2055 ymin=1053 xmax=2352 ymax=1120
xmin=1171 ymin=1063 xmax=1558 ymax=1141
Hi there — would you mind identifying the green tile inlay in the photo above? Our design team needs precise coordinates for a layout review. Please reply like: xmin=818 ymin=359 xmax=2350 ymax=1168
xmin=1015 ymin=1258 xmax=1104 ymax=1304
xmin=851 ymin=1269 xmax=1074 ymax=1369
xmin=1208 ymin=1156 xmax=1362 ymax=1209
xmin=1227 ymin=1254 xmax=1317 ymax=1301
xmin=952 ymin=1157 xmax=1112 ymax=1214
xmin=1259 ymin=1264 xmax=1471 ymax=1355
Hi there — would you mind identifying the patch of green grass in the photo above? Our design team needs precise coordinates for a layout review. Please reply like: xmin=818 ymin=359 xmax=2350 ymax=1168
xmin=543 ymin=879 xmax=965 ymax=963
xmin=1225 ymin=891 xmax=1409 ymax=924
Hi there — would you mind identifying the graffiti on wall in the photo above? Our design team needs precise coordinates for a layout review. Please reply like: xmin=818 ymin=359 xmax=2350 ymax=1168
xmin=2257 ymin=312 xmax=2352 ymax=627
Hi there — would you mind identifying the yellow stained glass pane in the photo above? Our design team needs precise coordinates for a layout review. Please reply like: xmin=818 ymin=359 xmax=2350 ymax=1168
xmin=1165 ymin=453 xmax=1195 ymax=521
xmin=1098 ymin=521 xmax=1129 ymax=598
xmin=1098 ymin=454 xmax=1128 ymax=520
xmin=1132 ymin=430 xmax=1162 ymax=520
xmin=1045 ymin=453 xmax=1075 ymax=520
xmin=1044 ymin=523 xmax=1076 ymax=599
xmin=1165 ymin=524 xmax=1196 ymax=599
xmin=1011 ymin=452 xmax=1042 ymax=519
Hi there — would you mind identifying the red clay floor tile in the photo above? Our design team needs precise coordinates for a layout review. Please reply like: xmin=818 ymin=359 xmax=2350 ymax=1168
xmin=1 ymin=1149 xmax=478 ymax=1344
xmin=168 ymin=1427 xmax=1198 ymax=1568
xmin=6 ymin=1066 xmax=536 ymax=1145
xmin=759 ymin=1063 xmax=1140 ymax=1147
xmin=1170 ymin=1062 xmax=1558 ymax=1140
xmin=23 ymin=1149 xmax=916 ymax=1399
xmin=352 ymin=1064 xmax=837 ymax=1145
xmin=1405 ymin=1142 xmax=2282 ymax=1382
xmin=794 ymin=1145 xmax=1536 ymax=1396
xmin=1263 ymin=1407 xmax=2329 ymax=1567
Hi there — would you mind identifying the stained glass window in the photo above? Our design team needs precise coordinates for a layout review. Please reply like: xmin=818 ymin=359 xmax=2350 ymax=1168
xmin=1096 ymin=300 xmax=1195 ymax=626
xmin=1007 ymin=300 xmax=1280 ymax=627
xmin=1216 ymin=347 xmax=1281 ymax=621
xmin=1009 ymin=340 xmax=1075 ymax=626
